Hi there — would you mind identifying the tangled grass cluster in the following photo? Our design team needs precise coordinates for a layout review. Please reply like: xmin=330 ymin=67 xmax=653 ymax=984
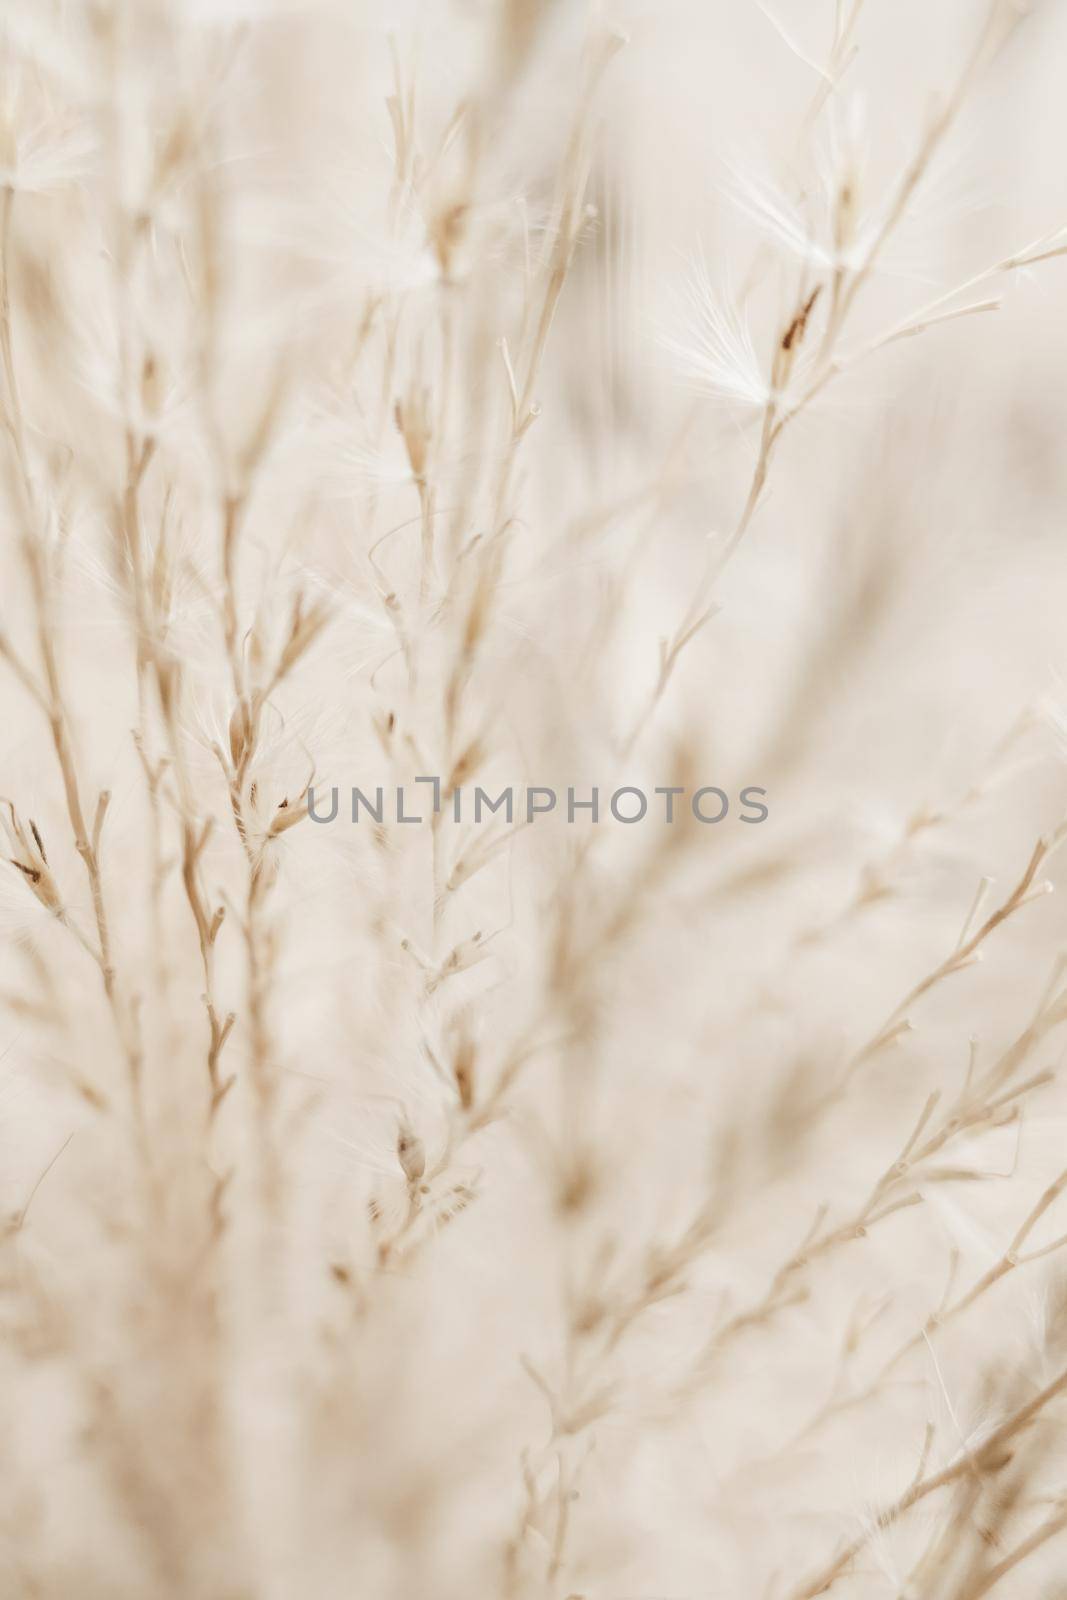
xmin=2 ymin=0 xmax=1067 ymax=1595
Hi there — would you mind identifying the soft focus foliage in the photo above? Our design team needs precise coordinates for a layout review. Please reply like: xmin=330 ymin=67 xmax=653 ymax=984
xmin=1 ymin=2 xmax=1067 ymax=1596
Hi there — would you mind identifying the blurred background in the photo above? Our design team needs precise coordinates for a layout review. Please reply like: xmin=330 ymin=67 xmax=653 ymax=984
xmin=1 ymin=1 xmax=1067 ymax=1596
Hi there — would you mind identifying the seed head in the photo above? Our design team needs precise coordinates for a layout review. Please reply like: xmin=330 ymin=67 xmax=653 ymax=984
xmin=397 ymin=1124 xmax=426 ymax=1186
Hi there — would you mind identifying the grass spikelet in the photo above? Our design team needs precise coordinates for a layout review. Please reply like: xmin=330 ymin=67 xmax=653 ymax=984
xmin=0 ymin=2 xmax=1066 ymax=1596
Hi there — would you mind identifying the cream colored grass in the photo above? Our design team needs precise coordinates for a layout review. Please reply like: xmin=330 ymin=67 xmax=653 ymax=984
xmin=1 ymin=2 xmax=1067 ymax=1597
